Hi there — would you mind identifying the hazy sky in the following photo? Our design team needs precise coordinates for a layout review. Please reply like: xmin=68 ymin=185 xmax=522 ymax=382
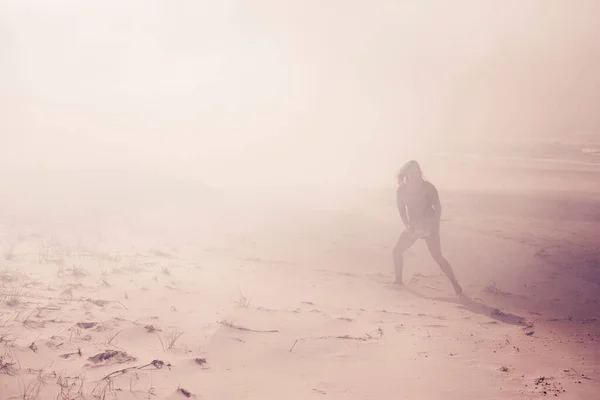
xmin=1 ymin=1 xmax=599 ymax=187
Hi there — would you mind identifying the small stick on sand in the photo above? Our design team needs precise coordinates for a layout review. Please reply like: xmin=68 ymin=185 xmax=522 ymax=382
xmin=101 ymin=359 xmax=170 ymax=380
xmin=289 ymin=339 xmax=301 ymax=352
xmin=59 ymin=348 xmax=82 ymax=358
xmin=219 ymin=320 xmax=278 ymax=333
xmin=102 ymin=366 xmax=139 ymax=380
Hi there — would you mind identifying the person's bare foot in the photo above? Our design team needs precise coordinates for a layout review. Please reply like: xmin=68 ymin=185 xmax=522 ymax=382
xmin=452 ymin=281 xmax=463 ymax=295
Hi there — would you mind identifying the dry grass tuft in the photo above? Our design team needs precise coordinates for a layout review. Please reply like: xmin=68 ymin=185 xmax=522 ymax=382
xmin=0 ymin=327 xmax=18 ymax=348
xmin=105 ymin=329 xmax=124 ymax=347
xmin=0 ymin=353 xmax=17 ymax=375
xmin=56 ymin=372 xmax=85 ymax=399
xmin=70 ymin=265 xmax=88 ymax=278
xmin=18 ymin=377 xmax=45 ymax=400
xmin=92 ymin=377 xmax=114 ymax=400
xmin=5 ymin=284 xmax=24 ymax=307
xmin=100 ymin=270 xmax=110 ymax=287
xmin=60 ymin=288 xmax=74 ymax=301
xmin=21 ymin=308 xmax=45 ymax=329
xmin=235 ymin=291 xmax=250 ymax=308
xmin=219 ymin=320 xmax=279 ymax=333
xmin=157 ymin=329 xmax=184 ymax=352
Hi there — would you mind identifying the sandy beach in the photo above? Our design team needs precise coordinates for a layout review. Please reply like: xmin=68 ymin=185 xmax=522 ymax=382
xmin=1 ymin=163 xmax=599 ymax=400
xmin=2 ymin=2 xmax=600 ymax=398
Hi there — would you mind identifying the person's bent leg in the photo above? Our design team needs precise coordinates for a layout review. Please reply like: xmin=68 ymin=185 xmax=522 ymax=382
xmin=392 ymin=230 xmax=417 ymax=285
xmin=425 ymin=228 xmax=462 ymax=294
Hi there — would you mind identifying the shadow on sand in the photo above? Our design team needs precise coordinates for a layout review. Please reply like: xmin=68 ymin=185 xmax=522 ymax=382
xmin=405 ymin=287 xmax=528 ymax=326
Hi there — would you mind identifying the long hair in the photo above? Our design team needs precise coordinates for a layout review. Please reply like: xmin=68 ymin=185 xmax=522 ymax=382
xmin=396 ymin=160 xmax=424 ymax=184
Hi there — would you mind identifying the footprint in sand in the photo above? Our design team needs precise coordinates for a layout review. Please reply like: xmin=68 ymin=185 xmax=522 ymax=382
xmin=364 ymin=272 xmax=390 ymax=284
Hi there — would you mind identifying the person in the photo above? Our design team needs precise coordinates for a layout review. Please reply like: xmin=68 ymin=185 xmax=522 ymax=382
xmin=393 ymin=160 xmax=463 ymax=295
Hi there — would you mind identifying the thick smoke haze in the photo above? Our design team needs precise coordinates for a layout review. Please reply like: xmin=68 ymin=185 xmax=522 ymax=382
xmin=1 ymin=0 xmax=599 ymax=188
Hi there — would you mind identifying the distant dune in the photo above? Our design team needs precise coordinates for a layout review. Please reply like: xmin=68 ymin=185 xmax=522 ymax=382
xmin=435 ymin=137 xmax=600 ymax=165
xmin=581 ymin=148 xmax=600 ymax=157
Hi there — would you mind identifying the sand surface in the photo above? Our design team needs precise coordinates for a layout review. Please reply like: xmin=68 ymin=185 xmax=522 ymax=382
xmin=1 ymin=177 xmax=599 ymax=399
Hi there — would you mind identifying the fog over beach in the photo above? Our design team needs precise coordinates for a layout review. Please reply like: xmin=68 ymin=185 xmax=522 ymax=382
xmin=1 ymin=1 xmax=600 ymax=399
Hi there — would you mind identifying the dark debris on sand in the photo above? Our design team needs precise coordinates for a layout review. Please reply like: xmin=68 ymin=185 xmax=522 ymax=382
xmin=88 ymin=350 xmax=136 ymax=364
xmin=534 ymin=376 xmax=566 ymax=396
xmin=77 ymin=322 xmax=98 ymax=329
xmin=60 ymin=348 xmax=82 ymax=359
xmin=178 ymin=387 xmax=193 ymax=398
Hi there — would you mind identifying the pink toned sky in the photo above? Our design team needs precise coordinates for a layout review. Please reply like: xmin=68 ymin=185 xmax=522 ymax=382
xmin=1 ymin=1 xmax=599 ymax=187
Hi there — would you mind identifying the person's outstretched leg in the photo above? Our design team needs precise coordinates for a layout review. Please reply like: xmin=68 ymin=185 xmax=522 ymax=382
xmin=392 ymin=229 xmax=417 ymax=285
xmin=425 ymin=228 xmax=462 ymax=294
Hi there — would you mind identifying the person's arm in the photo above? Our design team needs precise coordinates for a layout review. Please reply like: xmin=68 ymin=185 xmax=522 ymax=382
xmin=399 ymin=206 xmax=410 ymax=228
xmin=396 ymin=188 xmax=410 ymax=228
xmin=431 ymin=184 xmax=442 ymax=222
